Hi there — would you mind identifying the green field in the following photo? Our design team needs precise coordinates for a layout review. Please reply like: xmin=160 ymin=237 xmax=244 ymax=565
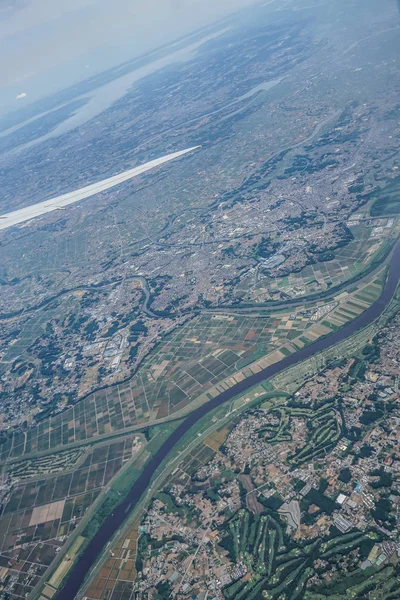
xmin=371 ymin=175 xmax=400 ymax=216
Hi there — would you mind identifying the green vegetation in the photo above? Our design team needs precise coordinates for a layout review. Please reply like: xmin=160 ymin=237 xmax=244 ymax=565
xmin=361 ymin=338 xmax=381 ymax=363
xmin=305 ymin=564 xmax=400 ymax=599
xmin=76 ymin=424 xmax=182 ymax=548
xmin=237 ymin=212 xmax=394 ymax=305
xmin=82 ymin=490 xmax=120 ymax=539
xmin=371 ymin=175 xmax=400 ymax=216
xmin=219 ymin=507 xmax=378 ymax=600
xmin=369 ymin=467 xmax=393 ymax=489
xmin=268 ymin=403 xmax=343 ymax=467
xmin=338 ymin=467 xmax=352 ymax=484
xmin=303 ymin=488 xmax=337 ymax=515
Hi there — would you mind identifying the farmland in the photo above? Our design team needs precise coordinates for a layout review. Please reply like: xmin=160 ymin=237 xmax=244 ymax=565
xmin=236 ymin=211 xmax=398 ymax=303
xmin=0 ymin=268 xmax=386 ymax=464
xmin=370 ymin=175 xmax=400 ymax=217
xmin=0 ymin=1 xmax=399 ymax=597
xmin=0 ymin=436 xmax=143 ymax=599
xmin=77 ymin=284 xmax=400 ymax=599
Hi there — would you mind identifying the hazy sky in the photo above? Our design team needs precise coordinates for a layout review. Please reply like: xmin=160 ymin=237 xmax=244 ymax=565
xmin=0 ymin=0 xmax=258 ymax=114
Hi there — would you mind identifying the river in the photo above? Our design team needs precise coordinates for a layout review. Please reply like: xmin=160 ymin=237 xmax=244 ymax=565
xmin=54 ymin=240 xmax=400 ymax=600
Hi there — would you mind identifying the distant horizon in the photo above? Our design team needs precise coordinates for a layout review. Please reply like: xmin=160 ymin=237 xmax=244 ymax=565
xmin=0 ymin=18 xmax=233 ymax=128
xmin=0 ymin=0 xmax=261 ymax=118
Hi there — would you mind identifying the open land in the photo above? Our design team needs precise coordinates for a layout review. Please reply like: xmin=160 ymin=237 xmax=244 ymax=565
xmin=0 ymin=0 xmax=399 ymax=598
xmin=79 ymin=286 xmax=400 ymax=600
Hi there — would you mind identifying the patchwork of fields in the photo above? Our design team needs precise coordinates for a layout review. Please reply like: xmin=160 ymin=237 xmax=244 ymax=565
xmin=0 ymin=437 xmax=142 ymax=599
xmin=0 ymin=271 xmax=385 ymax=464
xmin=82 ymin=391 xmax=394 ymax=600
xmin=238 ymin=213 xmax=398 ymax=302
xmin=0 ymin=261 xmax=391 ymax=600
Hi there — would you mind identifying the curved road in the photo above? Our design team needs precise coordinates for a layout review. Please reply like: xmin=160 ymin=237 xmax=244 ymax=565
xmin=54 ymin=241 xmax=400 ymax=600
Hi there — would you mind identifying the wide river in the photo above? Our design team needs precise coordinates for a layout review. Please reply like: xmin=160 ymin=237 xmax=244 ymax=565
xmin=55 ymin=241 xmax=400 ymax=599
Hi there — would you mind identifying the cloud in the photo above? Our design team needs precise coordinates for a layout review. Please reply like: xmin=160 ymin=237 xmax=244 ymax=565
xmin=0 ymin=0 xmax=26 ymax=13
xmin=15 ymin=91 xmax=27 ymax=99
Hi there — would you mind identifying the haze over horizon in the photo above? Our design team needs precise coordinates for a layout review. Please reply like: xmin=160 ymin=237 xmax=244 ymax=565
xmin=1 ymin=1 xmax=400 ymax=598
xmin=0 ymin=0 xmax=260 ymax=117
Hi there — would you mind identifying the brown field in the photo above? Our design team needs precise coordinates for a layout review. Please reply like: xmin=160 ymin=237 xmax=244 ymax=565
xmin=85 ymin=522 xmax=140 ymax=600
xmin=29 ymin=500 xmax=65 ymax=526
xmin=204 ymin=427 xmax=230 ymax=451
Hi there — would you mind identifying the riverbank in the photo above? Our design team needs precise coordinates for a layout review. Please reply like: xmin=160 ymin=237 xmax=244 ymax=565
xmin=48 ymin=240 xmax=400 ymax=600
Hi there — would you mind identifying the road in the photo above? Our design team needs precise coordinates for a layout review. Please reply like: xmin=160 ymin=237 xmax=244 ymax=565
xmin=204 ymin=242 xmax=393 ymax=315
xmin=53 ymin=240 xmax=400 ymax=600
xmin=0 ymin=147 xmax=200 ymax=231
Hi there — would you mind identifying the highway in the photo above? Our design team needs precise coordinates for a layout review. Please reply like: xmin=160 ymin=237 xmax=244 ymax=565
xmin=0 ymin=146 xmax=200 ymax=231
